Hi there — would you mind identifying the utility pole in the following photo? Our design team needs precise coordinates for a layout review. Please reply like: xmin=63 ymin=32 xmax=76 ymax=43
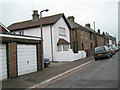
xmin=40 ymin=9 xmax=49 ymax=68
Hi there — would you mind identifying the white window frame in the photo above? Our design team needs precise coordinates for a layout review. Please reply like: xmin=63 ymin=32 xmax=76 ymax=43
xmin=19 ymin=31 xmax=24 ymax=35
xmin=59 ymin=27 xmax=66 ymax=36
xmin=63 ymin=44 xmax=69 ymax=51
xmin=57 ymin=45 xmax=62 ymax=52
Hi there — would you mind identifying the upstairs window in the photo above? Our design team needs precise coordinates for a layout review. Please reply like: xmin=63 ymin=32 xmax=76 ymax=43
xmin=90 ymin=33 xmax=92 ymax=39
xmin=81 ymin=31 xmax=84 ymax=38
xmin=19 ymin=31 xmax=24 ymax=35
xmin=59 ymin=27 xmax=66 ymax=36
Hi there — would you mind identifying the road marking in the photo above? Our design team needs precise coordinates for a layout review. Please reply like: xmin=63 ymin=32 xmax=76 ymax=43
xmin=26 ymin=59 xmax=95 ymax=89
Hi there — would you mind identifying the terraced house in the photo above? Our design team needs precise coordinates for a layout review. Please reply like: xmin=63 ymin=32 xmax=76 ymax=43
xmin=67 ymin=16 xmax=116 ymax=57
xmin=67 ymin=16 xmax=95 ymax=57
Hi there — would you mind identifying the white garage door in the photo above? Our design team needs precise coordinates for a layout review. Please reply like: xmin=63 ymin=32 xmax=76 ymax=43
xmin=17 ymin=44 xmax=37 ymax=76
xmin=0 ymin=44 xmax=7 ymax=80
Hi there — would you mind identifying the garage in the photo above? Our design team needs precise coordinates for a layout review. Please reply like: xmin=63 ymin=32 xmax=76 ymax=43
xmin=17 ymin=44 xmax=37 ymax=76
xmin=0 ymin=44 xmax=7 ymax=80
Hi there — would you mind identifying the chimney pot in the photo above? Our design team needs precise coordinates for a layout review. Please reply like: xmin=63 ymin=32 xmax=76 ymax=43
xmin=98 ymin=29 xmax=100 ymax=34
xmin=67 ymin=16 xmax=75 ymax=22
xmin=32 ymin=10 xmax=39 ymax=20
xmin=85 ymin=23 xmax=91 ymax=28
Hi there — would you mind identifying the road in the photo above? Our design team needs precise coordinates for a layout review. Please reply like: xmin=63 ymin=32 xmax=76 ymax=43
xmin=44 ymin=51 xmax=119 ymax=88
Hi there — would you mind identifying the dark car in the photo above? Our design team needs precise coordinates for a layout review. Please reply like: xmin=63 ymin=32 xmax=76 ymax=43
xmin=94 ymin=46 xmax=111 ymax=60
xmin=43 ymin=58 xmax=50 ymax=68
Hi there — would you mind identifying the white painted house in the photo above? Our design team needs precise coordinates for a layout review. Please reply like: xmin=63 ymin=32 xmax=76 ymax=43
xmin=8 ymin=10 xmax=86 ymax=62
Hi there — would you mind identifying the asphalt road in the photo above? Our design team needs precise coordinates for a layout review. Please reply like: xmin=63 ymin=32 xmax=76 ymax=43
xmin=45 ymin=51 xmax=119 ymax=88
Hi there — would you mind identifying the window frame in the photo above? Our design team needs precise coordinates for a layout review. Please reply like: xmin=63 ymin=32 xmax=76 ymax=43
xmin=59 ymin=27 xmax=66 ymax=36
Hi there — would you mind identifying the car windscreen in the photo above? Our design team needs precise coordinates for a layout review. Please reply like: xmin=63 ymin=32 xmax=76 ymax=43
xmin=95 ymin=47 xmax=105 ymax=52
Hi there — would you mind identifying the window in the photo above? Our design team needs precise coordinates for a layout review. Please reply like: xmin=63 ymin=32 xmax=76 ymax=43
xmin=82 ymin=43 xmax=84 ymax=50
xmin=59 ymin=27 xmax=66 ymax=36
xmin=81 ymin=32 xmax=83 ymax=38
xmin=19 ymin=31 xmax=24 ymax=35
xmin=90 ymin=33 xmax=92 ymax=39
xmin=63 ymin=44 xmax=69 ymax=51
xmin=57 ymin=44 xmax=69 ymax=52
xmin=57 ymin=45 xmax=62 ymax=52
xmin=91 ymin=43 xmax=93 ymax=49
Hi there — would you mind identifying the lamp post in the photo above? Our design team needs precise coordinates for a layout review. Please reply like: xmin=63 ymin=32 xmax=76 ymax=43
xmin=40 ymin=9 xmax=49 ymax=66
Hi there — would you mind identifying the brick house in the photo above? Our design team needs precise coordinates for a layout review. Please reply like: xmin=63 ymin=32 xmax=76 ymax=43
xmin=94 ymin=29 xmax=105 ymax=47
xmin=67 ymin=16 xmax=95 ymax=57
xmin=102 ymin=32 xmax=116 ymax=47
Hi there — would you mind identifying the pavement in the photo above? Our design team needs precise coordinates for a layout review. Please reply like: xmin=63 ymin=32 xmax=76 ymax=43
xmin=2 ymin=56 xmax=94 ymax=89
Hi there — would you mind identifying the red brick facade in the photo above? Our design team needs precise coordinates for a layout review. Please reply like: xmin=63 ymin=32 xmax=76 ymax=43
xmin=8 ymin=42 xmax=17 ymax=78
xmin=68 ymin=16 xmax=116 ymax=57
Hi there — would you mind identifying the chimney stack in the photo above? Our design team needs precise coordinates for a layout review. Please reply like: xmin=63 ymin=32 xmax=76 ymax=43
xmin=102 ymin=32 xmax=105 ymax=35
xmin=98 ymin=29 xmax=100 ymax=34
xmin=32 ymin=10 xmax=39 ymax=20
xmin=85 ymin=23 xmax=91 ymax=28
xmin=67 ymin=16 xmax=75 ymax=22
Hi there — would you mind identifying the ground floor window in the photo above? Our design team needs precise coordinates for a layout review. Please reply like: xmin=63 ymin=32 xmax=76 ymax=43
xmin=63 ymin=44 xmax=69 ymax=51
xmin=57 ymin=45 xmax=62 ymax=51
xmin=57 ymin=44 xmax=69 ymax=52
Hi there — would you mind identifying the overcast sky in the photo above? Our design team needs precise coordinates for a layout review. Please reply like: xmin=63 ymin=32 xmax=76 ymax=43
xmin=0 ymin=0 xmax=119 ymax=42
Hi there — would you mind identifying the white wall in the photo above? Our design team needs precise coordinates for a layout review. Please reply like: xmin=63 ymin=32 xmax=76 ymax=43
xmin=12 ymin=27 xmax=41 ymax=37
xmin=54 ymin=50 xmax=86 ymax=62
xmin=52 ymin=17 xmax=70 ymax=60
xmin=42 ymin=26 xmax=52 ymax=61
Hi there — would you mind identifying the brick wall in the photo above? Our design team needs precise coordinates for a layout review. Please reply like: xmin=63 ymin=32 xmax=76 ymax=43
xmin=8 ymin=42 xmax=17 ymax=78
xmin=37 ymin=44 xmax=43 ymax=71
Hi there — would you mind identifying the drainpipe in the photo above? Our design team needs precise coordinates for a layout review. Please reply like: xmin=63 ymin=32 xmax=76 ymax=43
xmin=50 ymin=25 xmax=54 ymax=62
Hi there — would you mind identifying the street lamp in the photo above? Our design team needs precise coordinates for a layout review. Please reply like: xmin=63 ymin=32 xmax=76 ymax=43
xmin=40 ymin=9 xmax=49 ymax=67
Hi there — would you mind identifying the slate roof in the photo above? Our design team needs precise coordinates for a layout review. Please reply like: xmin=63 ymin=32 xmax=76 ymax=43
xmin=8 ymin=13 xmax=71 ymax=31
xmin=67 ymin=19 xmax=85 ymax=30
xmin=67 ymin=19 xmax=98 ymax=34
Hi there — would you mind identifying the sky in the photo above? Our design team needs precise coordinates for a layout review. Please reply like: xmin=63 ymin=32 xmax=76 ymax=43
xmin=0 ymin=0 xmax=119 ymax=43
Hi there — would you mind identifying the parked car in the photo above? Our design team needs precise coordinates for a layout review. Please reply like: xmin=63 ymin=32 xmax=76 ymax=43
xmin=43 ymin=58 xmax=50 ymax=68
xmin=111 ymin=46 xmax=119 ymax=53
xmin=94 ymin=46 xmax=111 ymax=60
xmin=108 ymin=47 xmax=115 ymax=55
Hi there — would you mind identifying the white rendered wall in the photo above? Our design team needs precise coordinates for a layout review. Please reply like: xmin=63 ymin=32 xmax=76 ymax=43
xmin=12 ymin=27 xmax=41 ymax=37
xmin=54 ymin=50 xmax=86 ymax=62
xmin=42 ymin=26 xmax=52 ymax=61
xmin=52 ymin=17 xmax=70 ymax=60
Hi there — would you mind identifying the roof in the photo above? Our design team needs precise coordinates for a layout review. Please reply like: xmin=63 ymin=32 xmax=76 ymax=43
xmin=67 ymin=19 xmax=97 ymax=34
xmin=0 ymin=22 xmax=10 ymax=33
xmin=8 ymin=13 xmax=71 ymax=31
xmin=57 ymin=38 xmax=70 ymax=45
xmin=67 ymin=19 xmax=85 ymax=30
xmin=84 ymin=27 xmax=97 ymax=34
